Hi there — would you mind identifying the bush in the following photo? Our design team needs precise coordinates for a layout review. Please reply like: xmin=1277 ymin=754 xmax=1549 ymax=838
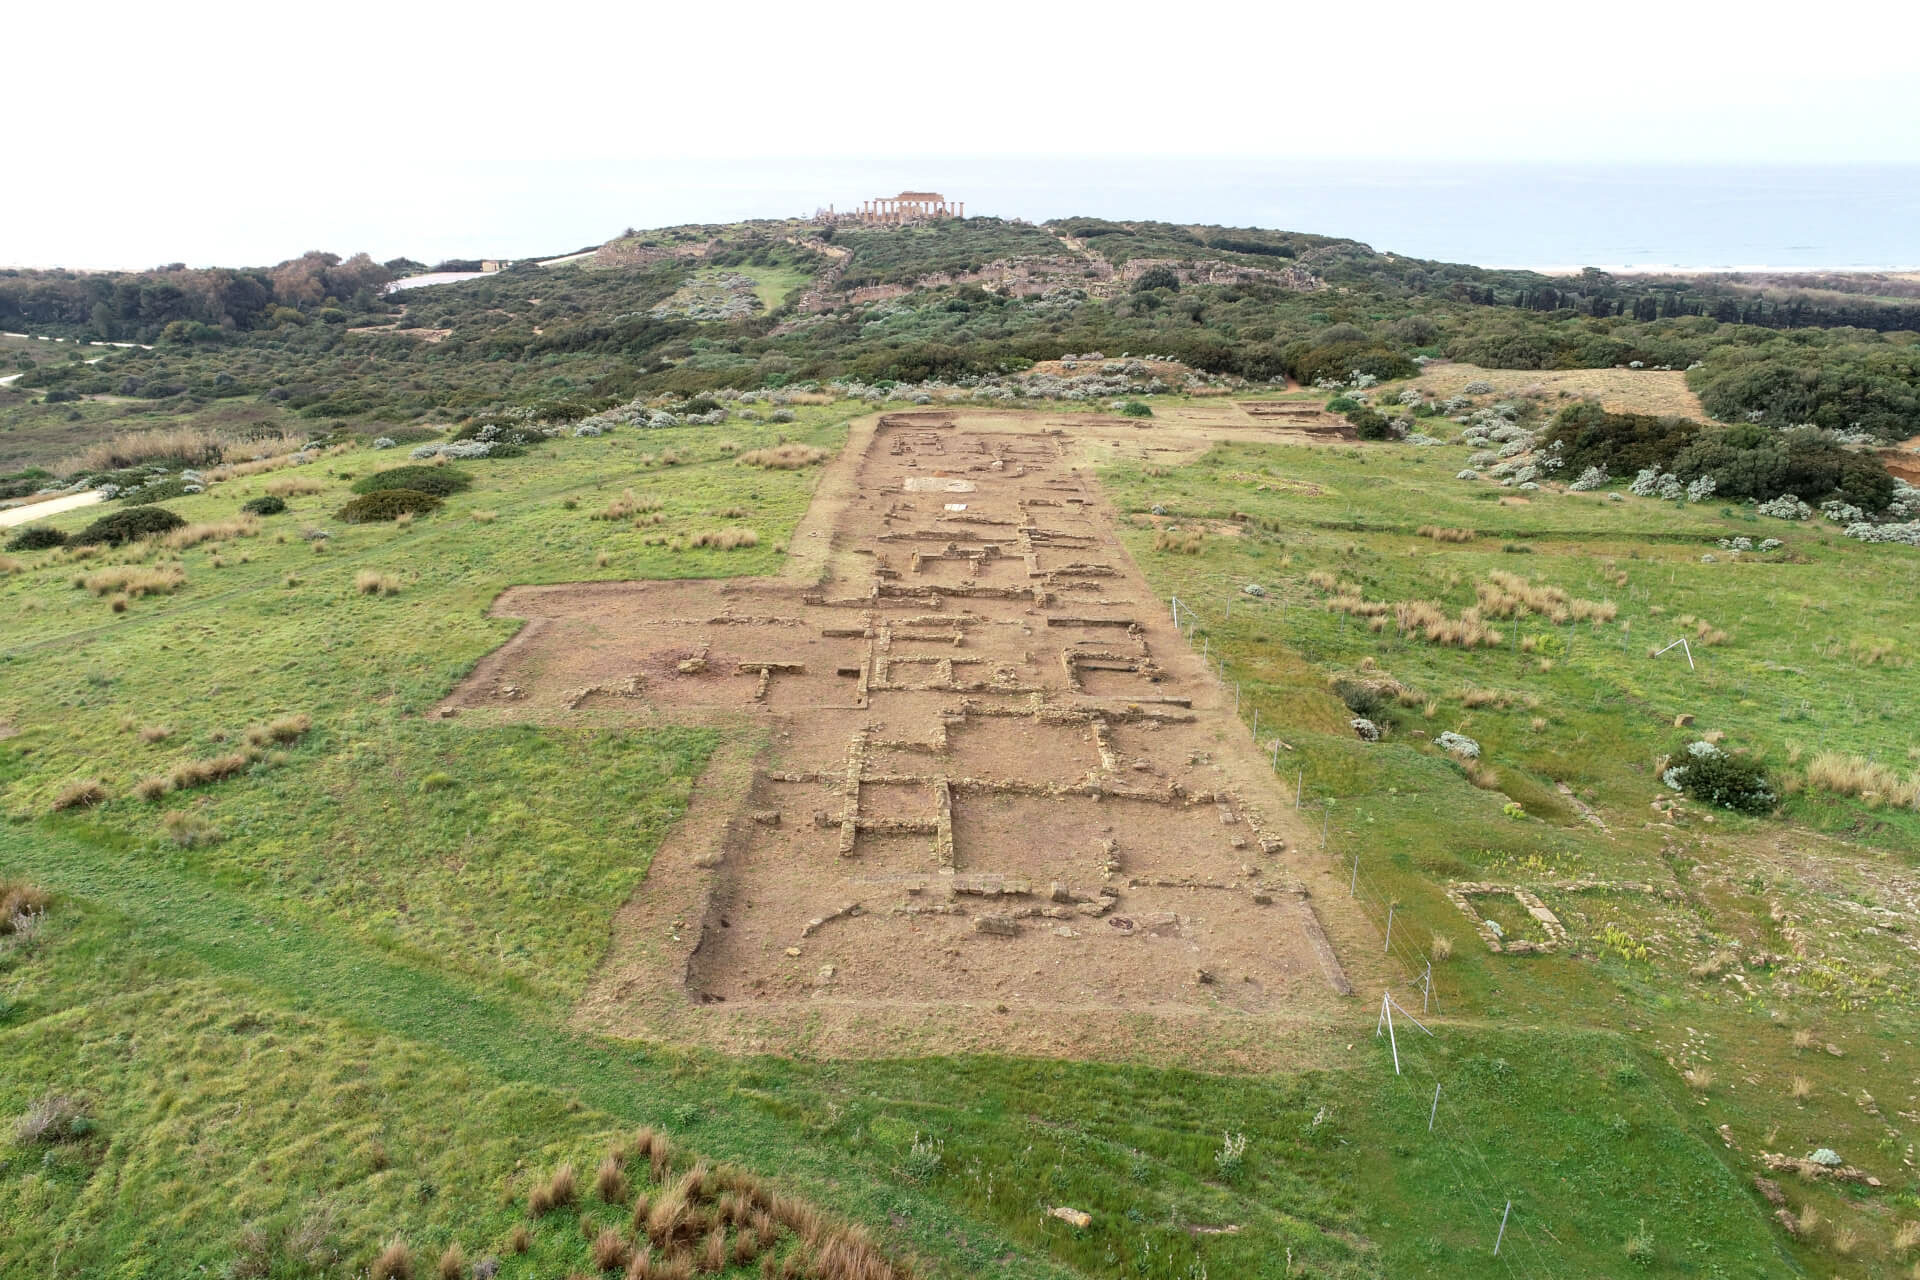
xmin=5 ymin=524 xmax=67 ymax=552
xmin=336 ymin=490 xmax=442 ymax=523
xmin=350 ymin=465 xmax=473 ymax=497
xmin=1117 ymin=400 xmax=1153 ymax=417
xmin=1669 ymin=746 xmax=1775 ymax=814
xmin=240 ymin=495 xmax=287 ymax=516
xmin=1544 ymin=403 xmax=1702 ymax=477
xmin=73 ymin=505 xmax=186 ymax=547
xmin=1348 ymin=407 xmax=1395 ymax=440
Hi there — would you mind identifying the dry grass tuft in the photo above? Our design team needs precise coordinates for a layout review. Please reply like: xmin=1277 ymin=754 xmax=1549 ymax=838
xmin=1792 ymin=1028 xmax=1815 ymax=1051
xmin=597 ymin=1155 xmax=630 ymax=1205
xmin=592 ymin=1227 xmax=632 ymax=1270
xmin=1893 ymin=1220 xmax=1920 ymax=1254
xmin=548 ymin=1161 xmax=578 ymax=1207
xmin=739 ymin=443 xmax=828 ymax=470
xmin=1 ymin=881 xmax=52 ymax=929
xmin=1416 ymin=525 xmax=1476 ymax=543
xmin=507 ymin=1224 xmax=530 ymax=1254
xmin=51 ymin=778 xmax=108 ymax=811
xmin=0 ymin=554 xmax=20 ymax=575
xmin=689 ymin=528 xmax=759 ymax=551
xmin=356 ymin=571 xmax=403 ymax=596
xmin=1795 ymin=1204 xmax=1821 ymax=1237
xmin=1152 ymin=528 xmax=1204 ymax=554
xmin=1804 ymin=751 xmax=1920 ymax=808
xmin=1430 ymin=935 xmax=1453 ymax=962
xmin=1830 ymin=1225 xmax=1859 ymax=1257
xmin=1683 ymin=1066 xmax=1714 ymax=1094
xmin=245 ymin=713 xmax=312 ymax=747
xmin=599 ymin=488 xmax=661 ymax=520
xmin=168 ymin=751 xmax=254 ymax=791
xmin=161 ymin=810 xmax=223 ymax=847
xmin=163 ymin=514 xmax=262 ymax=550
xmin=700 ymin=1227 xmax=727 ymax=1273
xmin=265 ymin=475 xmax=326 ymax=498
xmin=435 ymin=1243 xmax=465 ymax=1280
xmin=470 ymin=509 xmax=497 ymax=524
xmin=57 ymin=425 xmax=233 ymax=475
xmin=80 ymin=563 xmax=186 ymax=598
xmin=369 ymin=1238 xmax=413 ymax=1280
xmin=1789 ymin=1075 xmax=1813 ymax=1101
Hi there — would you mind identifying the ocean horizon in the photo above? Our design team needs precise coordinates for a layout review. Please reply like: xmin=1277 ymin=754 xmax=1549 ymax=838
xmin=7 ymin=159 xmax=1918 ymax=274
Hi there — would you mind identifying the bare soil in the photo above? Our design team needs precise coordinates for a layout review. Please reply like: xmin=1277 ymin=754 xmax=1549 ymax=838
xmin=442 ymin=410 xmax=1383 ymax=1063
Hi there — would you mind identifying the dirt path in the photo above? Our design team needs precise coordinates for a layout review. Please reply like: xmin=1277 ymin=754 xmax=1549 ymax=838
xmin=0 ymin=489 xmax=101 ymax=527
xmin=442 ymin=410 xmax=1387 ymax=1065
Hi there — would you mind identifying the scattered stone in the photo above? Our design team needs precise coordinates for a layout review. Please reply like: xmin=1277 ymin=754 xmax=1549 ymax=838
xmin=784 ymin=946 xmax=802 ymax=957
xmin=1048 ymin=1207 xmax=1092 ymax=1229
xmin=974 ymin=914 xmax=1020 ymax=936
xmin=1241 ymin=583 xmax=1266 ymax=597
xmin=1194 ymin=967 xmax=1214 ymax=984
xmin=1673 ymin=713 xmax=1695 ymax=727
xmin=1252 ymin=892 xmax=1273 ymax=905
xmin=1809 ymin=1148 xmax=1843 ymax=1167
xmin=751 ymin=809 xmax=781 ymax=827
xmin=1753 ymin=1176 xmax=1785 ymax=1206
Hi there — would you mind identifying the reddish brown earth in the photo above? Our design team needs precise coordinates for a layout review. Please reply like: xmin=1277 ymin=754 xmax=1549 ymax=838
xmin=441 ymin=411 xmax=1385 ymax=1063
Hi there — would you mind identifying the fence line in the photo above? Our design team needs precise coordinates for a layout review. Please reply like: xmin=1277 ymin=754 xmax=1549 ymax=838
xmin=1170 ymin=588 xmax=1558 ymax=1271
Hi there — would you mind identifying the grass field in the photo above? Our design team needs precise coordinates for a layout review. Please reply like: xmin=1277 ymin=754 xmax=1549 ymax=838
xmin=1100 ymin=415 xmax=1920 ymax=1276
xmin=3 ymin=398 xmax=1912 ymax=1277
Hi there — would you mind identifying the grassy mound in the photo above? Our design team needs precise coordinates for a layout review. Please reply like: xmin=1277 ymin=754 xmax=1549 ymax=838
xmin=350 ymin=465 xmax=473 ymax=497
xmin=336 ymin=489 xmax=443 ymax=523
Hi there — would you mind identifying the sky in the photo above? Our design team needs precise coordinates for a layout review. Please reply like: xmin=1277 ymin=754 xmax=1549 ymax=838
xmin=6 ymin=0 xmax=1919 ymax=269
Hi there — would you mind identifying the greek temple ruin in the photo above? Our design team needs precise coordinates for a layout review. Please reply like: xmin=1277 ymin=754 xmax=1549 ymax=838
xmin=816 ymin=192 xmax=963 ymax=225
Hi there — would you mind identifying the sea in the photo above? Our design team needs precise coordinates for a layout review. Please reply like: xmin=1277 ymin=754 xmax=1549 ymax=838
xmin=12 ymin=158 xmax=1920 ymax=274
xmin=560 ymin=156 xmax=1920 ymax=274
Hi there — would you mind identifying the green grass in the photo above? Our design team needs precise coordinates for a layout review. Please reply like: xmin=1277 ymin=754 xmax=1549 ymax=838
xmin=4 ymin=407 xmax=1906 ymax=1277
xmin=1101 ymin=430 xmax=1920 ymax=1276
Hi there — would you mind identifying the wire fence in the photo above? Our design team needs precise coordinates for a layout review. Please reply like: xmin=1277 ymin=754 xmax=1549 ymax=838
xmin=1168 ymin=588 xmax=1558 ymax=1272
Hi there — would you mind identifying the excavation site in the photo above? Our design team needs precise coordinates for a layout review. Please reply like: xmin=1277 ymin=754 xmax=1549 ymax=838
xmin=444 ymin=411 xmax=1379 ymax=1060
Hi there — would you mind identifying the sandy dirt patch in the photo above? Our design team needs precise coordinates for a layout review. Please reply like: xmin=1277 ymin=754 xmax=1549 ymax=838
xmin=0 ymin=490 xmax=101 ymax=527
xmin=1410 ymin=361 xmax=1705 ymax=420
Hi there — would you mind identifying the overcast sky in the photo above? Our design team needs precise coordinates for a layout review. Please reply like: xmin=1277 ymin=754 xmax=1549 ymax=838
xmin=6 ymin=0 xmax=1918 ymax=268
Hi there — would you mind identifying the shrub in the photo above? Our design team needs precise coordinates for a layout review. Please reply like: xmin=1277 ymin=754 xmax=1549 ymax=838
xmin=351 ymin=465 xmax=473 ymax=497
xmin=1667 ymin=745 xmax=1775 ymax=814
xmin=356 ymin=571 xmax=404 ymax=595
xmin=5 ymin=524 xmax=67 ymax=552
xmin=1117 ymin=400 xmax=1153 ymax=417
xmin=73 ymin=505 xmax=186 ymax=547
xmin=337 ymin=490 xmax=442 ymax=523
xmin=1347 ymin=407 xmax=1394 ymax=440
xmin=241 ymin=495 xmax=287 ymax=516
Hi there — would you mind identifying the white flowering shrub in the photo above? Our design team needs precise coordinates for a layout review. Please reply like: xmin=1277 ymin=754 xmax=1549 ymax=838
xmin=1758 ymin=538 xmax=1782 ymax=551
xmin=1457 ymin=469 xmax=1480 ymax=480
xmin=1629 ymin=469 xmax=1662 ymax=497
xmin=1468 ymin=450 xmax=1498 ymax=468
xmin=1845 ymin=521 xmax=1920 ymax=545
xmin=1656 ymin=475 xmax=1685 ymax=501
xmin=372 ymin=437 xmax=397 ymax=449
xmin=1568 ymin=465 xmax=1609 ymax=491
xmin=1463 ymin=380 xmax=1494 ymax=395
xmin=1397 ymin=388 xmax=1424 ymax=405
xmin=770 ymin=409 xmax=795 ymax=423
xmin=1436 ymin=731 xmax=1481 ymax=758
xmin=1757 ymin=495 xmax=1812 ymax=520
xmin=1820 ymin=500 xmax=1865 ymax=523
xmin=1685 ymin=476 xmax=1717 ymax=503
xmin=1717 ymin=536 xmax=1753 ymax=552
